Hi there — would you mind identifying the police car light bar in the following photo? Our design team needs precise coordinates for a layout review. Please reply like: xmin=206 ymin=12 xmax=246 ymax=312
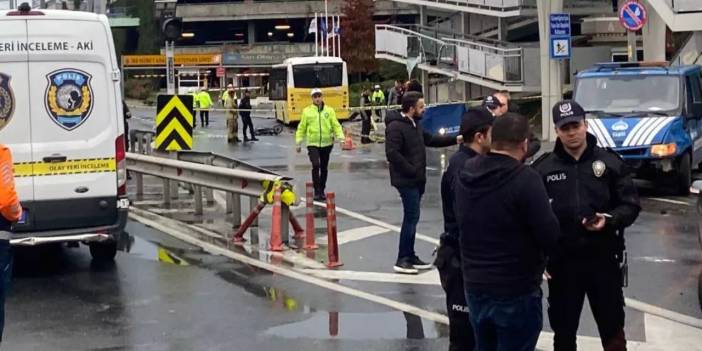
xmin=7 ymin=3 xmax=44 ymax=16
xmin=594 ymin=61 xmax=669 ymax=71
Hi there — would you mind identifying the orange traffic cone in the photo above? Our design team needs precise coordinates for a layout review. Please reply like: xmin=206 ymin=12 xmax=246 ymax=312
xmin=341 ymin=129 xmax=355 ymax=151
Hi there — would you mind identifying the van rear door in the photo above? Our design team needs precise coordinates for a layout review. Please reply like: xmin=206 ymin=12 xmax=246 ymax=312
xmin=0 ymin=18 xmax=33 ymax=230
xmin=26 ymin=18 xmax=120 ymax=231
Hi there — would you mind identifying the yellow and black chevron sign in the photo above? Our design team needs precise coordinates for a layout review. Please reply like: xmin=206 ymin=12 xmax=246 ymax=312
xmin=155 ymin=95 xmax=194 ymax=151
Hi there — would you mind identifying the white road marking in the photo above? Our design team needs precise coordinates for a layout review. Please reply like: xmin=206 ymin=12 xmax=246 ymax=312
xmin=148 ymin=208 xmax=195 ymax=214
xmin=634 ymin=256 xmax=677 ymax=264
xmin=626 ymin=298 xmax=702 ymax=329
xmin=644 ymin=313 xmax=702 ymax=350
xmin=308 ymin=200 xmax=440 ymax=246
xmin=317 ymin=225 xmax=389 ymax=245
xmin=646 ymin=197 xmax=692 ymax=206
xmin=300 ymin=268 xmax=440 ymax=285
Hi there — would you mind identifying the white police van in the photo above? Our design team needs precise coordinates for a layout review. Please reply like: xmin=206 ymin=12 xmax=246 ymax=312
xmin=0 ymin=5 xmax=128 ymax=260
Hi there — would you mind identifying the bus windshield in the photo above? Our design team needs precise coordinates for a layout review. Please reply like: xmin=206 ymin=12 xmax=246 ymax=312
xmin=292 ymin=63 xmax=343 ymax=88
xmin=575 ymin=75 xmax=681 ymax=114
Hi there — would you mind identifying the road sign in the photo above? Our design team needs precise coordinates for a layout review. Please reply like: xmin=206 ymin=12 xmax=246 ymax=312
xmin=551 ymin=38 xmax=571 ymax=59
xmin=216 ymin=66 xmax=225 ymax=78
xmin=121 ymin=54 xmax=222 ymax=67
xmin=619 ymin=1 xmax=648 ymax=31
xmin=155 ymin=95 xmax=194 ymax=152
xmin=550 ymin=13 xmax=571 ymax=60
xmin=550 ymin=13 xmax=571 ymax=36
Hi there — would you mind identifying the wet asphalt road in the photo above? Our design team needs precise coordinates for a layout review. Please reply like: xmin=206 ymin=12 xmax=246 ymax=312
xmin=4 ymin=107 xmax=701 ymax=349
xmin=6 ymin=222 xmax=449 ymax=351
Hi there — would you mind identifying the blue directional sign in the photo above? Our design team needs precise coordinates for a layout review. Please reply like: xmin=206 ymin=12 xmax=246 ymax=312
xmin=550 ymin=13 xmax=571 ymax=60
xmin=550 ymin=14 xmax=571 ymax=36
xmin=619 ymin=1 xmax=648 ymax=32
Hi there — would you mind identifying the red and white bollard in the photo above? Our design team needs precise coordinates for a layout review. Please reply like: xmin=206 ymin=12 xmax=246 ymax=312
xmin=268 ymin=187 xmax=284 ymax=252
xmin=325 ymin=192 xmax=342 ymax=268
xmin=232 ymin=202 xmax=266 ymax=245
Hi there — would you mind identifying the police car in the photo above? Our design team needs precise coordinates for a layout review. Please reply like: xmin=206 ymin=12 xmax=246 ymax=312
xmin=574 ymin=62 xmax=702 ymax=194
xmin=0 ymin=5 xmax=128 ymax=260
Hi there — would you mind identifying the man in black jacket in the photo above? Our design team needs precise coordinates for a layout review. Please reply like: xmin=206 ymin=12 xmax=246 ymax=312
xmin=456 ymin=113 xmax=561 ymax=351
xmin=532 ymin=101 xmax=640 ymax=351
xmin=385 ymin=91 xmax=456 ymax=274
xmin=239 ymin=90 xmax=258 ymax=142
xmin=437 ymin=108 xmax=493 ymax=351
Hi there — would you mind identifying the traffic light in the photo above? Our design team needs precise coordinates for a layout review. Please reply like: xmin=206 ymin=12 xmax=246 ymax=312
xmin=161 ymin=16 xmax=183 ymax=42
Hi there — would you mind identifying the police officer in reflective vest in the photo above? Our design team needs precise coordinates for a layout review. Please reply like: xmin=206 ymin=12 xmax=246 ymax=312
xmin=0 ymin=145 xmax=22 ymax=342
xmin=532 ymin=101 xmax=640 ymax=351
xmin=437 ymin=108 xmax=494 ymax=351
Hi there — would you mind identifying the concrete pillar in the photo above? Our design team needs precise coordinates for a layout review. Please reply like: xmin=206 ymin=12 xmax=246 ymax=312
xmin=419 ymin=5 xmax=427 ymax=27
xmin=537 ymin=0 xmax=564 ymax=142
xmin=497 ymin=18 xmax=509 ymax=41
xmin=248 ymin=21 xmax=256 ymax=45
xmin=461 ymin=12 xmax=466 ymax=36
xmin=642 ymin=0 xmax=666 ymax=62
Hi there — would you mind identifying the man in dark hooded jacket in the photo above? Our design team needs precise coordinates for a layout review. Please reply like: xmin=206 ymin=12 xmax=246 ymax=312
xmin=385 ymin=91 xmax=456 ymax=274
xmin=456 ymin=113 xmax=561 ymax=351
xmin=437 ymin=108 xmax=494 ymax=351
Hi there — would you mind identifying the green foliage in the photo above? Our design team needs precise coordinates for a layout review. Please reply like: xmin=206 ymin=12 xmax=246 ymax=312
xmin=124 ymin=79 xmax=154 ymax=101
xmin=110 ymin=0 xmax=160 ymax=55
xmin=340 ymin=0 xmax=377 ymax=76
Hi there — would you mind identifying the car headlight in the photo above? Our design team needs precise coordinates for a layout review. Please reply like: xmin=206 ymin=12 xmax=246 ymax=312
xmin=650 ymin=143 xmax=676 ymax=157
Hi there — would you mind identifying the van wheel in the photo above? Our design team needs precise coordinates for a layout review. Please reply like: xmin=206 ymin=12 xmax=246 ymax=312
xmin=676 ymin=153 xmax=692 ymax=196
xmin=89 ymin=241 xmax=117 ymax=261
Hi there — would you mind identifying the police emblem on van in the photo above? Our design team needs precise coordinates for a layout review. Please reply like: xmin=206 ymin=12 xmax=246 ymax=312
xmin=45 ymin=69 xmax=93 ymax=130
xmin=612 ymin=121 xmax=629 ymax=131
xmin=0 ymin=73 xmax=14 ymax=131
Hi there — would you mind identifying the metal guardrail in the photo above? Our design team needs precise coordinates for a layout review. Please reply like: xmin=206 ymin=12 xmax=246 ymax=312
xmin=127 ymin=153 xmax=286 ymax=199
xmin=126 ymin=152 xmax=295 ymax=243
xmin=126 ymin=131 xmax=296 ymax=243
xmin=393 ymin=0 xmax=535 ymax=12
xmin=375 ymin=24 xmax=524 ymax=84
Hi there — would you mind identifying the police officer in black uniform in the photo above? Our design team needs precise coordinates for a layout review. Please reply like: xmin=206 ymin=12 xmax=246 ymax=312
xmin=532 ymin=101 xmax=640 ymax=351
xmin=436 ymin=108 xmax=494 ymax=351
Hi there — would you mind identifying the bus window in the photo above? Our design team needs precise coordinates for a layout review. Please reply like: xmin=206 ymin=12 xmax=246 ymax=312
xmin=292 ymin=63 xmax=343 ymax=88
xmin=269 ymin=68 xmax=287 ymax=101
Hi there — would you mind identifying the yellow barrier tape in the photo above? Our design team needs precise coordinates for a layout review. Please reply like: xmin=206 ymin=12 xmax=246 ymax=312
xmin=13 ymin=158 xmax=116 ymax=177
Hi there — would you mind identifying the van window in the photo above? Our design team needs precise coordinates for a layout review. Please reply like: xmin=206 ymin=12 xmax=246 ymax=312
xmin=688 ymin=74 xmax=702 ymax=104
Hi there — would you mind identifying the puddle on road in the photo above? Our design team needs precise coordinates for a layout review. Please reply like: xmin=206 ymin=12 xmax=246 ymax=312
xmin=125 ymin=234 xmax=189 ymax=266
xmin=264 ymin=311 xmax=446 ymax=340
